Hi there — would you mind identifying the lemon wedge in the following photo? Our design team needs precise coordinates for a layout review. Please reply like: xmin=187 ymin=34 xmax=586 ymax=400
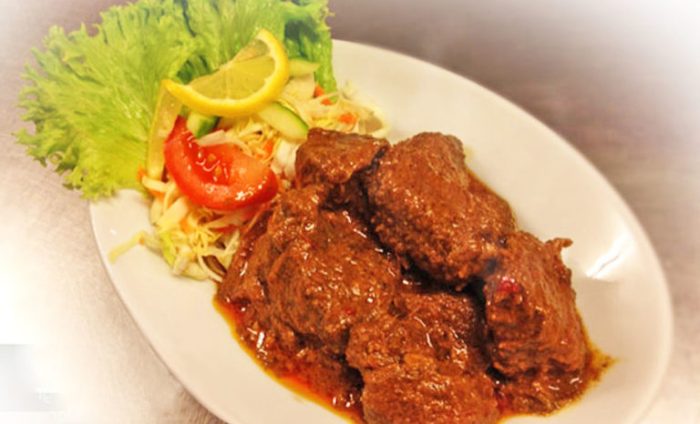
xmin=164 ymin=29 xmax=289 ymax=118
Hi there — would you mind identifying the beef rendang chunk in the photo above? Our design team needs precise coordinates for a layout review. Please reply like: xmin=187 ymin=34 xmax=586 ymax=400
xmin=347 ymin=290 xmax=499 ymax=424
xmin=363 ymin=132 xmax=515 ymax=288
xmin=482 ymin=232 xmax=591 ymax=413
xmin=218 ymin=186 xmax=377 ymax=414
xmin=266 ymin=194 xmax=400 ymax=355
xmin=217 ymin=129 xmax=606 ymax=423
xmin=295 ymin=128 xmax=389 ymax=216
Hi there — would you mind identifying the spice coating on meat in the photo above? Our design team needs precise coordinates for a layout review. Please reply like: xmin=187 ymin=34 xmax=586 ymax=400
xmin=364 ymin=132 xmax=515 ymax=287
xmin=218 ymin=207 xmax=274 ymax=307
xmin=347 ymin=291 xmax=499 ymax=424
xmin=483 ymin=231 xmax=589 ymax=412
xmin=296 ymin=128 xmax=389 ymax=188
xmin=267 ymin=206 xmax=400 ymax=354
xmin=296 ymin=128 xmax=389 ymax=215
xmin=217 ymin=186 xmax=372 ymax=410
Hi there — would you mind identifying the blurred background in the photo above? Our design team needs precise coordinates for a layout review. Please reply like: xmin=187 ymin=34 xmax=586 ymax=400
xmin=1 ymin=0 xmax=698 ymax=422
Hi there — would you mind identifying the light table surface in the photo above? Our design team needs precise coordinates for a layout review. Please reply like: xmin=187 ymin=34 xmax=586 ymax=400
xmin=0 ymin=0 xmax=698 ymax=422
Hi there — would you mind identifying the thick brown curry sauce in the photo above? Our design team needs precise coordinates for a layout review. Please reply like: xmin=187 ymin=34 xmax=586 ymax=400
xmin=215 ymin=296 xmax=611 ymax=423
xmin=214 ymin=299 xmax=365 ymax=422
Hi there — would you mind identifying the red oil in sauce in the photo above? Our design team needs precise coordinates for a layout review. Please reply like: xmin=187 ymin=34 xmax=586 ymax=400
xmin=214 ymin=298 xmax=365 ymax=423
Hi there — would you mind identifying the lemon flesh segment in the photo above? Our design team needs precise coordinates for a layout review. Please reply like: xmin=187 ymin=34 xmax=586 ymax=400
xmin=165 ymin=29 xmax=289 ymax=118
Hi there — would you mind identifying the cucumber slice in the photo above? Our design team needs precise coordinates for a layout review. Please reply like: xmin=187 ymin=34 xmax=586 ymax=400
xmin=186 ymin=112 xmax=219 ymax=138
xmin=289 ymin=58 xmax=320 ymax=77
xmin=258 ymin=102 xmax=308 ymax=141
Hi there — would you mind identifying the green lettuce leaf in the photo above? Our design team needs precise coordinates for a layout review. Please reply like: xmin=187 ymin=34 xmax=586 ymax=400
xmin=178 ymin=0 xmax=336 ymax=90
xmin=17 ymin=0 xmax=197 ymax=198
xmin=17 ymin=0 xmax=335 ymax=199
xmin=282 ymin=0 xmax=336 ymax=92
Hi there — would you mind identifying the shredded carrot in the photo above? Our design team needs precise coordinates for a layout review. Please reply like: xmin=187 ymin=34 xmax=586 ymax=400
xmin=338 ymin=112 xmax=357 ymax=125
xmin=314 ymin=84 xmax=334 ymax=105
xmin=263 ymin=139 xmax=275 ymax=155
xmin=148 ymin=190 xmax=165 ymax=201
xmin=143 ymin=184 xmax=165 ymax=200
xmin=180 ymin=217 xmax=193 ymax=233
xmin=136 ymin=166 xmax=146 ymax=182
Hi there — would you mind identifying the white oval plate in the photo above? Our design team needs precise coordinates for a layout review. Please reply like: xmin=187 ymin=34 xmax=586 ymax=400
xmin=90 ymin=41 xmax=672 ymax=424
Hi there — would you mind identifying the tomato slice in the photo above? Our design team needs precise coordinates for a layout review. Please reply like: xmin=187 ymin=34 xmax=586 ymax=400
xmin=163 ymin=116 xmax=278 ymax=211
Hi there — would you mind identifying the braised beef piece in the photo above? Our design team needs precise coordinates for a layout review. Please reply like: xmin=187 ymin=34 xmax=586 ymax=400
xmin=347 ymin=290 xmax=499 ymax=424
xmin=266 ymin=199 xmax=400 ymax=354
xmin=296 ymin=128 xmax=389 ymax=216
xmin=216 ymin=205 xmax=301 ymax=366
xmin=218 ymin=184 xmax=400 ymax=409
xmin=217 ymin=207 xmax=273 ymax=308
xmin=482 ymin=231 xmax=589 ymax=413
xmin=218 ymin=186 xmax=326 ymax=316
xmin=295 ymin=128 xmax=388 ymax=187
xmin=217 ymin=186 xmax=371 ymax=408
xmin=363 ymin=132 xmax=515 ymax=288
xmin=217 ymin=187 xmax=311 ymax=363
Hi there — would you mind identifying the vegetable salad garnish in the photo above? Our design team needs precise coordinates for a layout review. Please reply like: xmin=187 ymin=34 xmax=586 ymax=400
xmin=17 ymin=0 xmax=337 ymax=198
xmin=136 ymin=29 xmax=388 ymax=281
xmin=17 ymin=0 xmax=388 ymax=281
